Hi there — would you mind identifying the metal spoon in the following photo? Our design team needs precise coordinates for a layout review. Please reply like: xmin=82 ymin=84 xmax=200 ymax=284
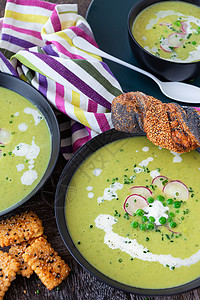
xmin=73 ymin=36 xmax=200 ymax=104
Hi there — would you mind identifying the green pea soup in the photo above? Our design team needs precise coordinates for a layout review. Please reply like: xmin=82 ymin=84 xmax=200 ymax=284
xmin=132 ymin=1 xmax=200 ymax=62
xmin=65 ymin=136 xmax=200 ymax=289
xmin=0 ymin=87 xmax=51 ymax=212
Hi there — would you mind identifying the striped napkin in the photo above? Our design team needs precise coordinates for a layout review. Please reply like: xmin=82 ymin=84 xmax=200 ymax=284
xmin=0 ymin=0 xmax=199 ymax=160
xmin=0 ymin=0 xmax=123 ymax=159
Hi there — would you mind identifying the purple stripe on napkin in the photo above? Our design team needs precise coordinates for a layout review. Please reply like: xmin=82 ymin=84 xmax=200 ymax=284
xmin=61 ymin=144 xmax=73 ymax=154
xmin=31 ymin=52 xmax=111 ymax=110
xmin=71 ymin=121 xmax=85 ymax=134
xmin=2 ymin=34 xmax=36 ymax=49
xmin=38 ymin=73 xmax=48 ymax=97
xmin=0 ymin=52 xmax=19 ymax=77
xmin=42 ymin=44 xmax=59 ymax=57
xmin=101 ymin=61 xmax=118 ymax=80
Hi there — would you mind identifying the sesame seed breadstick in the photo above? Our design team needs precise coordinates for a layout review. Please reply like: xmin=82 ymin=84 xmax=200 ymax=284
xmin=111 ymin=91 xmax=200 ymax=153
xmin=23 ymin=237 xmax=70 ymax=290
xmin=0 ymin=211 xmax=43 ymax=247
xmin=0 ymin=251 xmax=19 ymax=300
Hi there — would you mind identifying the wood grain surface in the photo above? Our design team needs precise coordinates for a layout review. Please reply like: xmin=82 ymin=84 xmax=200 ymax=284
xmin=0 ymin=0 xmax=200 ymax=299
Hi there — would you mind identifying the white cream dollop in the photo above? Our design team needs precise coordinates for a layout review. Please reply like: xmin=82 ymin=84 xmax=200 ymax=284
xmin=142 ymin=147 xmax=149 ymax=152
xmin=88 ymin=192 xmax=94 ymax=199
xmin=12 ymin=138 xmax=40 ymax=186
xmin=139 ymin=157 xmax=153 ymax=167
xmin=93 ymin=168 xmax=102 ymax=176
xmin=87 ymin=186 xmax=93 ymax=191
xmin=21 ymin=170 xmax=38 ymax=185
xmin=144 ymin=200 xmax=169 ymax=225
xmin=18 ymin=123 xmax=28 ymax=132
xmin=170 ymin=151 xmax=183 ymax=163
xmin=24 ymin=107 xmax=43 ymax=125
xmin=12 ymin=138 xmax=40 ymax=160
xmin=150 ymin=169 xmax=160 ymax=179
xmin=16 ymin=164 xmax=25 ymax=172
xmin=97 ymin=182 xmax=123 ymax=203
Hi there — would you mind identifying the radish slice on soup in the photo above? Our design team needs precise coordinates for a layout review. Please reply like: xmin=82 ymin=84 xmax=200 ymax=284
xmin=160 ymin=33 xmax=185 ymax=52
xmin=0 ymin=128 xmax=11 ymax=144
xmin=160 ymin=38 xmax=173 ymax=52
xmin=124 ymin=194 xmax=148 ymax=216
xmin=181 ymin=21 xmax=188 ymax=33
xmin=159 ymin=21 xmax=171 ymax=26
xmin=168 ymin=33 xmax=185 ymax=48
xmin=163 ymin=180 xmax=189 ymax=201
xmin=129 ymin=186 xmax=152 ymax=199
xmin=152 ymin=175 xmax=168 ymax=190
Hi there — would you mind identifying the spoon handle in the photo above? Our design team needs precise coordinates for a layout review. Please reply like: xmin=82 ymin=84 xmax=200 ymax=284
xmin=73 ymin=37 xmax=161 ymax=84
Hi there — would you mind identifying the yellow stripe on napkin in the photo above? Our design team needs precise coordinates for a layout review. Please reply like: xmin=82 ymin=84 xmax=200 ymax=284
xmin=5 ymin=10 xmax=49 ymax=24
xmin=72 ymin=91 xmax=91 ymax=128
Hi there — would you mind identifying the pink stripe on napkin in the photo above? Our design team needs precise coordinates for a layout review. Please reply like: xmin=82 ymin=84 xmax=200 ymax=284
xmin=95 ymin=113 xmax=110 ymax=132
xmin=47 ymin=40 xmax=85 ymax=59
xmin=55 ymin=82 xmax=66 ymax=113
xmin=50 ymin=8 xmax=61 ymax=33
xmin=73 ymin=135 xmax=90 ymax=152
xmin=7 ymin=0 xmax=56 ymax=9
xmin=3 ymin=24 xmax=42 ymax=40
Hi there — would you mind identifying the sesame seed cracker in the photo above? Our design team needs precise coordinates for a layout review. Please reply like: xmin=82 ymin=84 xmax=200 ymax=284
xmin=22 ymin=237 xmax=70 ymax=290
xmin=0 ymin=251 xmax=19 ymax=300
xmin=9 ymin=235 xmax=47 ymax=278
xmin=0 ymin=211 xmax=43 ymax=247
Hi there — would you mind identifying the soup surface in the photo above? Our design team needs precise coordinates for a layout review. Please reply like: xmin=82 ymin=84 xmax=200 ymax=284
xmin=0 ymin=87 xmax=51 ymax=212
xmin=132 ymin=1 xmax=200 ymax=63
xmin=65 ymin=136 xmax=200 ymax=289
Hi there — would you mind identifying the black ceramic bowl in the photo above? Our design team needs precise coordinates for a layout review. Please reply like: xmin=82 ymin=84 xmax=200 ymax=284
xmin=0 ymin=72 xmax=60 ymax=215
xmin=55 ymin=129 xmax=200 ymax=296
xmin=128 ymin=0 xmax=200 ymax=82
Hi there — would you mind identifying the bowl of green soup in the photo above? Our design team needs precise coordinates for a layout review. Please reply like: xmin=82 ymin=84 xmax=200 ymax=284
xmin=55 ymin=129 xmax=200 ymax=296
xmin=0 ymin=72 xmax=60 ymax=215
xmin=128 ymin=0 xmax=200 ymax=81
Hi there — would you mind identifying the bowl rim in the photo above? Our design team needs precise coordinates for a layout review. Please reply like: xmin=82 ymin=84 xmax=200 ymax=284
xmin=55 ymin=128 xmax=200 ymax=296
xmin=127 ymin=0 xmax=200 ymax=66
xmin=0 ymin=72 xmax=60 ymax=216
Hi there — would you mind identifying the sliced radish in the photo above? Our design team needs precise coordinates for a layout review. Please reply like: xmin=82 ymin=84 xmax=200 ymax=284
xmin=152 ymin=175 xmax=168 ymax=190
xmin=160 ymin=33 xmax=185 ymax=52
xmin=168 ymin=228 xmax=180 ymax=235
xmin=129 ymin=186 xmax=152 ymax=199
xmin=181 ymin=21 xmax=188 ymax=33
xmin=160 ymin=38 xmax=173 ymax=52
xmin=163 ymin=180 xmax=189 ymax=201
xmin=168 ymin=33 xmax=185 ymax=48
xmin=0 ymin=128 xmax=11 ymax=144
xmin=159 ymin=22 xmax=171 ymax=26
xmin=123 ymin=194 xmax=149 ymax=216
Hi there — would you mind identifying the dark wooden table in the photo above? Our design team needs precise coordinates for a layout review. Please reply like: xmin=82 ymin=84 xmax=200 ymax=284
xmin=0 ymin=0 xmax=200 ymax=299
